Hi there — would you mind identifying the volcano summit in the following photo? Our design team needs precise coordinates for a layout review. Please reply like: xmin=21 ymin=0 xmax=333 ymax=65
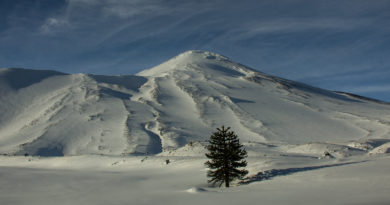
xmin=0 ymin=50 xmax=389 ymax=156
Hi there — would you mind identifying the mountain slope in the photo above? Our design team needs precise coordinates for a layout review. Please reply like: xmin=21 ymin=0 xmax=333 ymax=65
xmin=1 ymin=50 xmax=389 ymax=156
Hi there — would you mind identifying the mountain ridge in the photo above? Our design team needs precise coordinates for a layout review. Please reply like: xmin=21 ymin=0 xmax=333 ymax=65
xmin=1 ymin=50 xmax=389 ymax=156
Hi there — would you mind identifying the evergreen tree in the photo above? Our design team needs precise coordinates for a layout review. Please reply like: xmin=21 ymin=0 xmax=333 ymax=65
xmin=205 ymin=125 xmax=248 ymax=187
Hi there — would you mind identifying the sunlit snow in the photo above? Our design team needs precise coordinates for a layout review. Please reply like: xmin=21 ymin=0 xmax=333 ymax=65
xmin=1 ymin=50 xmax=389 ymax=204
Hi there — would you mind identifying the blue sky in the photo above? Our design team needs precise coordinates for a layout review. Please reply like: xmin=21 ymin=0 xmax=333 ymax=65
xmin=1 ymin=0 xmax=389 ymax=102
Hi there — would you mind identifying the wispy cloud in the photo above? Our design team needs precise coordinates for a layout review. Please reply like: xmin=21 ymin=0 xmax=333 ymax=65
xmin=40 ymin=17 xmax=70 ymax=34
xmin=65 ymin=0 xmax=168 ymax=19
xmin=231 ymin=18 xmax=374 ymax=39
xmin=342 ymin=85 xmax=390 ymax=96
xmin=1 ymin=0 xmax=389 ymax=101
xmin=100 ymin=0 xmax=169 ymax=18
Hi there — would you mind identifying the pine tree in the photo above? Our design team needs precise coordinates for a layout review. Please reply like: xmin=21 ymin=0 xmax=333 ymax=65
xmin=205 ymin=125 xmax=248 ymax=187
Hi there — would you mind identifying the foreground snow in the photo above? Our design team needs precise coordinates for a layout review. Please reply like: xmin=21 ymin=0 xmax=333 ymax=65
xmin=0 ymin=154 xmax=389 ymax=205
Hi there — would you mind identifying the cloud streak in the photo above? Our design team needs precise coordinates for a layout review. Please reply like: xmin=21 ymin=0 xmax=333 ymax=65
xmin=40 ymin=17 xmax=70 ymax=34
xmin=346 ymin=85 xmax=390 ymax=94
xmin=0 ymin=0 xmax=389 ymax=101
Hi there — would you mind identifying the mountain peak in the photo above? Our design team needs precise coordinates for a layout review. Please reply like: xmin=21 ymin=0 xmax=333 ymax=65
xmin=1 ymin=52 xmax=390 ymax=157
xmin=137 ymin=50 xmax=253 ymax=77
xmin=175 ymin=50 xmax=229 ymax=60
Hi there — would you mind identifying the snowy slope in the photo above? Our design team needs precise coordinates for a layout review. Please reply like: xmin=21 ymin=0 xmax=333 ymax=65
xmin=1 ymin=50 xmax=390 ymax=156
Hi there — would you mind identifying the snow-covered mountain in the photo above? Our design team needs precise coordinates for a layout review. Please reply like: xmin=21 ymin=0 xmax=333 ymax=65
xmin=1 ymin=50 xmax=389 ymax=156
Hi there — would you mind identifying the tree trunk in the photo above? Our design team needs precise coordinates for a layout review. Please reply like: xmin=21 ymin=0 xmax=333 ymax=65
xmin=225 ymin=167 xmax=230 ymax=187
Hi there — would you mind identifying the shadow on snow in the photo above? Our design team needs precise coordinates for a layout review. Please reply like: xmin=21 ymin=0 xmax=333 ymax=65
xmin=240 ymin=161 xmax=366 ymax=184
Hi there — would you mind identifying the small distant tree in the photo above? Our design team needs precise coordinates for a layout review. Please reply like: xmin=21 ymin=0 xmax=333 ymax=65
xmin=205 ymin=125 xmax=248 ymax=187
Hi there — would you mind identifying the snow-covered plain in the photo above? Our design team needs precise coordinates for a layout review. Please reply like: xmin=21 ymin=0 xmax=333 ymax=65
xmin=1 ymin=50 xmax=390 ymax=204
xmin=1 ymin=154 xmax=390 ymax=205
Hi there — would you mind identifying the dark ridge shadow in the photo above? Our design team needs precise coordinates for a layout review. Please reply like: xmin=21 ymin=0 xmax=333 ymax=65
xmin=240 ymin=161 xmax=365 ymax=184
xmin=335 ymin=92 xmax=390 ymax=104
xmin=247 ymin=75 xmax=361 ymax=103
xmin=16 ymin=144 xmax=65 ymax=157
xmin=362 ymin=139 xmax=390 ymax=148
xmin=142 ymin=124 xmax=162 ymax=154
xmin=277 ymin=78 xmax=362 ymax=103
xmin=230 ymin=97 xmax=255 ymax=104
xmin=89 ymin=75 xmax=147 ymax=91
xmin=204 ymin=63 xmax=244 ymax=77
xmin=246 ymin=141 xmax=277 ymax=148
xmin=100 ymin=87 xmax=132 ymax=99
xmin=0 ymin=68 xmax=67 ymax=90
xmin=35 ymin=146 xmax=64 ymax=157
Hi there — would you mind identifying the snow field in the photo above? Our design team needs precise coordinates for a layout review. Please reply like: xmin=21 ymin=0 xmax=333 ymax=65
xmin=1 ymin=155 xmax=390 ymax=205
